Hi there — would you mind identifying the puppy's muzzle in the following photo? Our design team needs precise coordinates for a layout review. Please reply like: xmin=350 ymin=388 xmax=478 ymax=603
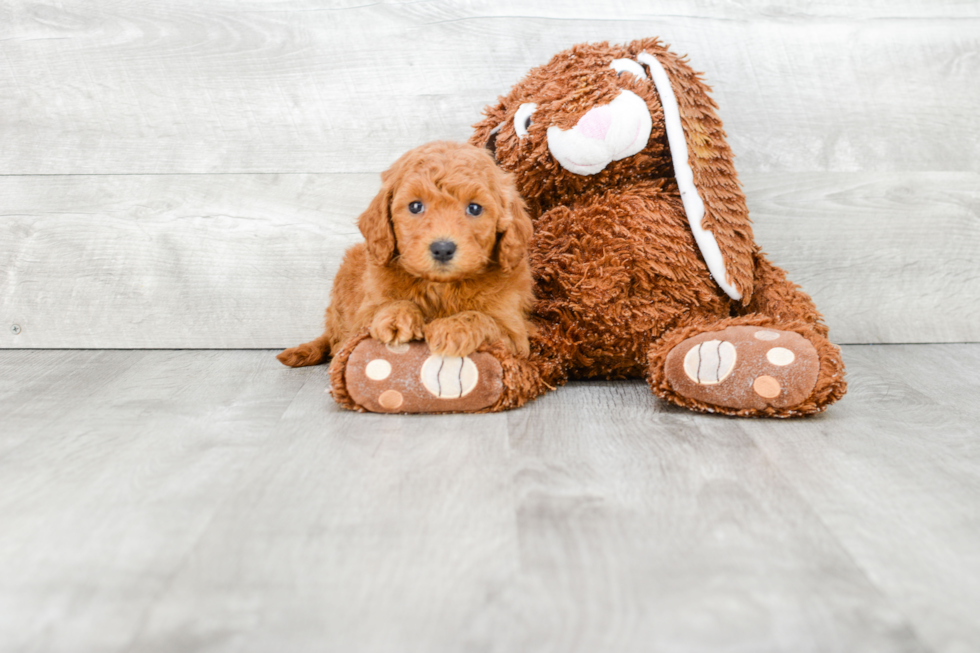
xmin=429 ymin=240 xmax=457 ymax=263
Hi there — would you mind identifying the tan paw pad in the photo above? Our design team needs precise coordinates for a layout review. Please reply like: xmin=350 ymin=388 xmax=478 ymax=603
xmin=753 ymin=375 xmax=781 ymax=398
xmin=342 ymin=338 xmax=503 ymax=414
xmin=365 ymin=359 xmax=392 ymax=380
xmin=378 ymin=389 xmax=404 ymax=410
xmin=683 ymin=340 xmax=737 ymax=385
xmin=766 ymin=347 xmax=795 ymax=366
xmin=664 ymin=326 xmax=820 ymax=411
xmin=420 ymin=355 xmax=479 ymax=398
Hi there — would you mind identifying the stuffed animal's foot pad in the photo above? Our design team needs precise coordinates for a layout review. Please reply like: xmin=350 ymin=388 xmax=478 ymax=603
xmin=344 ymin=339 xmax=503 ymax=413
xmin=664 ymin=326 xmax=819 ymax=411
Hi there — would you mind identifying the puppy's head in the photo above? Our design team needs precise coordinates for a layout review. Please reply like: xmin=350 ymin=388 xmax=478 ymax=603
xmin=358 ymin=141 xmax=531 ymax=282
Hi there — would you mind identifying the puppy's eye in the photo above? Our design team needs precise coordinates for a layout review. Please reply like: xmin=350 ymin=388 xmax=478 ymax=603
xmin=408 ymin=201 xmax=425 ymax=214
xmin=466 ymin=203 xmax=483 ymax=217
xmin=513 ymin=103 xmax=537 ymax=139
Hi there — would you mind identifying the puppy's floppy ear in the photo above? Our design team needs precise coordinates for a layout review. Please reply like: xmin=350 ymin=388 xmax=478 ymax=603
xmin=358 ymin=172 xmax=397 ymax=265
xmin=495 ymin=184 xmax=533 ymax=272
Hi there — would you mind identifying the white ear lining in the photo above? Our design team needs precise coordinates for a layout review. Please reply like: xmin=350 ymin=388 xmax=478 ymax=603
xmin=636 ymin=51 xmax=741 ymax=301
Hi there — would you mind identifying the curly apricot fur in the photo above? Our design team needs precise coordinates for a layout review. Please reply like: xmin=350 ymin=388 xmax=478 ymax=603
xmin=278 ymin=141 xmax=534 ymax=367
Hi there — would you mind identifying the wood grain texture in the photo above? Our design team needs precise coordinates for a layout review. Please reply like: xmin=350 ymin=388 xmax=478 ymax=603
xmin=0 ymin=349 xmax=150 ymax=456
xmin=0 ymin=350 xmax=312 ymax=652
xmin=4 ymin=345 xmax=980 ymax=651
xmin=133 ymin=388 xmax=516 ymax=653
xmin=745 ymin=344 xmax=980 ymax=653
xmin=495 ymin=382 xmax=924 ymax=653
xmin=0 ymin=173 xmax=374 ymax=348
xmin=0 ymin=3 xmax=976 ymax=345
xmin=744 ymin=172 xmax=980 ymax=344
xmin=0 ymin=1 xmax=977 ymax=174
xmin=2 ymin=171 xmax=977 ymax=348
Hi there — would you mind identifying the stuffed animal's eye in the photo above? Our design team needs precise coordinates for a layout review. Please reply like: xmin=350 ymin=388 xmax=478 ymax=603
xmin=609 ymin=58 xmax=649 ymax=80
xmin=408 ymin=201 xmax=425 ymax=214
xmin=514 ymin=103 xmax=537 ymax=138
xmin=466 ymin=203 xmax=483 ymax=217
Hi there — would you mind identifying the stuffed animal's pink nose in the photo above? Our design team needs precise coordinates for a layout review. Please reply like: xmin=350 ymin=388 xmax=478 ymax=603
xmin=576 ymin=105 xmax=613 ymax=141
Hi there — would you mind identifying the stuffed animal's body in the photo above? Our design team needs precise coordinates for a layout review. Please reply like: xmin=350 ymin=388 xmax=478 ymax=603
xmin=331 ymin=38 xmax=846 ymax=416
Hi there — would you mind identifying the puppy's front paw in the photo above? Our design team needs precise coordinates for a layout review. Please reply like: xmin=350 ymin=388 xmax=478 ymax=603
xmin=370 ymin=302 xmax=425 ymax=345
xmin=425 ymin=317 xmax=485 ymax=358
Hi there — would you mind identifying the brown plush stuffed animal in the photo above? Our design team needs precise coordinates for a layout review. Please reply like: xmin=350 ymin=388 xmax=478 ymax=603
xmin=331 ymin=38 xmax=846 ymax=416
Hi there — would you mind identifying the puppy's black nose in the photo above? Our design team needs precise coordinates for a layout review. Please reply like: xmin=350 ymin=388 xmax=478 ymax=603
xmin=429 ymin=240 xmax=457 ymax=263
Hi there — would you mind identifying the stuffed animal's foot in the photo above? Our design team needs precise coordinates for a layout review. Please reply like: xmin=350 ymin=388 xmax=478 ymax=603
xmin=663 ymin=326 xmax=820 ymax=414
xmin=341 ymin=338 xmax=504 ymax=413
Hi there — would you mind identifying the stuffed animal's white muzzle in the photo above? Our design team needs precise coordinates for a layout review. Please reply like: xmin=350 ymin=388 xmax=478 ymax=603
xmin=546 ymin=90 xmax=652 ymax=176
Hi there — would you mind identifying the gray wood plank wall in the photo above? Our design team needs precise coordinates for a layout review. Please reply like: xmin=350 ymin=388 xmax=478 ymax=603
xmin=2 ymin=1 xmax=978 ymax=348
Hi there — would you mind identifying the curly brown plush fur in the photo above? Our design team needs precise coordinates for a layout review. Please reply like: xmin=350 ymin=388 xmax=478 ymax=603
xmin=326 ymin=38 xmax=846 ymax=417
xmin=460 ymin=38 xmax=846 ymax=417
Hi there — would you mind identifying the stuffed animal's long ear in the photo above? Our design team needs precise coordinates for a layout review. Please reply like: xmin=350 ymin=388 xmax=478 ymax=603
xmin=495 ymin=185 xmax=533 ymax=272
xmin=358 ymin=174 xmax=397 ymax=265
xmin=635 ymin=42 xmax=756 ymax=305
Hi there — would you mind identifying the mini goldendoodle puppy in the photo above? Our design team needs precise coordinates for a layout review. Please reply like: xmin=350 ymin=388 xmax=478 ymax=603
xmin=277 ymin=141 xmax=534 ymax=379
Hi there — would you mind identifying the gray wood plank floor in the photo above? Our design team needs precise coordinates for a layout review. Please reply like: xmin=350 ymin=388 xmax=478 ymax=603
xmin=1 ymin=344 xmax=977 ymax=652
